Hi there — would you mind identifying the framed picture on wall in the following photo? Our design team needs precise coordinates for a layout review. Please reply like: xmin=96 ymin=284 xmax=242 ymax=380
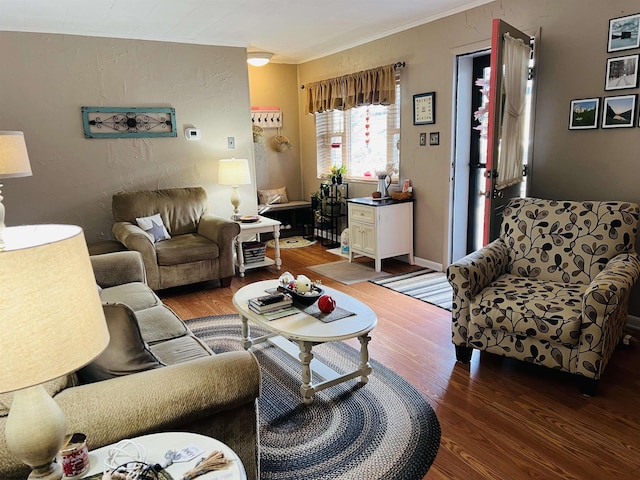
xmin=568 ymin=98 xmax=600 ymax=130
xmin=413 ymin=92 xmax=435 ymax=125
xmin=607 ymin=13 xmax=640 ymax=52
xmin=605 ymin=54 xmax=639 ymax=90
xmin=601 ymin=94 xmax=637 ymax=128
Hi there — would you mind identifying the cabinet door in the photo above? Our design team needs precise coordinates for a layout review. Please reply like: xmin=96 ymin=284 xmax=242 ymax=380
xmin=360 ymin=223 xmax=376 ymax=255
xmin=351 ymin=222 xmax=376 ymax=255
xmin=350 ymin=222 xmax=365 ymax=252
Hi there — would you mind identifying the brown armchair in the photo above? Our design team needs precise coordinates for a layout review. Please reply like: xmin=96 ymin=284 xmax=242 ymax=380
xmin=112 ymin=187 xmax=240 ymax=290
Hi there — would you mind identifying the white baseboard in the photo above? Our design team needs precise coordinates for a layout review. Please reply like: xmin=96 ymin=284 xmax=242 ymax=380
xmin=628 ymin=314 xmax=640 ymax=332
xmin=389 ymin=255 xmax=443 ymax=272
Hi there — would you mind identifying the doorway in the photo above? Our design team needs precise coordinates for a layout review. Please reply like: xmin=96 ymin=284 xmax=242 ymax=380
xmin=450 ymin=50 xmax=491 ymax=262
xmin=450 ymin=27 xmax=535 ymax=264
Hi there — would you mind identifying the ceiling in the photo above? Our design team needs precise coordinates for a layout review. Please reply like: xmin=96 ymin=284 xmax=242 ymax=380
xmin=0 ymin=0 xmax=493 ymax=64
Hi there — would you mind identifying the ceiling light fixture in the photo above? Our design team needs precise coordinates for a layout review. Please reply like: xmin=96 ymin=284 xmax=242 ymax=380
xmin=247 ymin=52 xmax=273 ymax=67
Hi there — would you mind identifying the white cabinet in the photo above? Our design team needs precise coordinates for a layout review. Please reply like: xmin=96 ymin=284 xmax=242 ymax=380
xmin=348 ymin=199 xmax=414 ymax=272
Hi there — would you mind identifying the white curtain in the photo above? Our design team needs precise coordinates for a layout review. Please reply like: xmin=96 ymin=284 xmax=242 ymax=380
xmin=496 ymin=33 xmax=531 ymax=190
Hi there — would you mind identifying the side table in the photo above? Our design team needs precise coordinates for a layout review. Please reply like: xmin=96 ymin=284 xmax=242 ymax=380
xmin=84 ymin=431 xmax=246 ymax=479
xmin=235 ymin=216 xmax=282 ymax=277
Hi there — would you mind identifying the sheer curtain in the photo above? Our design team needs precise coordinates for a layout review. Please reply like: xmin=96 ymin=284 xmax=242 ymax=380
xmin=496 ymin=33 xmax=531 ymax=190
xmin=305 ymin=64 xmax=396 ymax=114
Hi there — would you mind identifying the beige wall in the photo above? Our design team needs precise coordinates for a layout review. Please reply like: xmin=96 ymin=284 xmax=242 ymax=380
xmin=296 ymin=0 xmax=640 ymax=274
xmin=0 ymin=32 xmax=256 ymax=243
xmin=248 ymin=63 xmax=303 ymax=201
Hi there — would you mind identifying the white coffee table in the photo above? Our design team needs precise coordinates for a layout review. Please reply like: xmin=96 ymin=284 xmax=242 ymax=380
xmin=235 ymin=216 xmax=282 ymax=277
xmin=232 ymin=280 xmax=377 ymax=404
xmin=84 ymin=432 xmax=245 ymax=479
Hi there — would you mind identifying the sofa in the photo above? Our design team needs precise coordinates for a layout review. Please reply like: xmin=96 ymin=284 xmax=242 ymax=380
xmin=447 ymin=198 xmax=640 ymax=394
xmin=112 ymin=187 xmax=241 ymax=290
xmin=0 ymin=251 xmax=261 ymax=480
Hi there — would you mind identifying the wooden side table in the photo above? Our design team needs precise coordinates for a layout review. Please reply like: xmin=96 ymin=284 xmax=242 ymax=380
xmin=84 ymin=431 xmax=246 ymax=479
xmin=235 ymin=216 xmax=282 ymax=277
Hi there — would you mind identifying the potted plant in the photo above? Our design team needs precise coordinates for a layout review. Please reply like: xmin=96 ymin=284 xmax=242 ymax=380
xmin=330 ymin=164 xmax=347 ymax=185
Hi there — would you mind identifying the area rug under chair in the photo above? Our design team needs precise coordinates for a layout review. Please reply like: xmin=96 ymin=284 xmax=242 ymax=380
xmin=185 ymin=314 xmax=441 ymax=480
xmin=308 ymin=260 xmax=388 ymax=285
xmin=371 ymin=270 xmax=453 ymax=311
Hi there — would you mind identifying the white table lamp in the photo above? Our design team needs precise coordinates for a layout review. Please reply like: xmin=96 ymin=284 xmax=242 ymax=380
xmin=218 ymin=158 xmax=251 ymax=220
xmin=0 ymin=224 xmax=109 ymax=480
xmin=0 ymin=131 xmax=32 ymax=249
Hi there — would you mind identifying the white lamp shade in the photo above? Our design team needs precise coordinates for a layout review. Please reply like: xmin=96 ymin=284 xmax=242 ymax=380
xmin=218 ymin=158 xmax=251 ymax=185
xmin=0 ymin=224 xmax=109 ymax=393
xmin=247 ymin=52 xmax=273 ymax=67
xmin=0 ymin=131 xmax=32 ymax=179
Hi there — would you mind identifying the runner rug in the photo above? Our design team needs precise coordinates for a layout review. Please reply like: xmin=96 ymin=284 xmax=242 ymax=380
xmin=371 ymin=270 xmax=453 ymax=311
xmin=185 ymin=315 xmax=441 ymax=480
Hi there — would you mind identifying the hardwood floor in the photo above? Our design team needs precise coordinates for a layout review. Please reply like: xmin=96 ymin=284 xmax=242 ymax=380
xmin=160 ymin=243 xmax=640 ymax=480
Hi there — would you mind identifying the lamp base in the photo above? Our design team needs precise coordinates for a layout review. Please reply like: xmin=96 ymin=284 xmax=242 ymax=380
xmin=27 ymin=462 xmax=63 ymax=480
xmin=5 ymin=385 xmax=66 ymax=480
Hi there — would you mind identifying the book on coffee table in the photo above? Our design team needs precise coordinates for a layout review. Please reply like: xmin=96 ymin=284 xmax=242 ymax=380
xmin=248 ymin=293 xmax=293 ymax=313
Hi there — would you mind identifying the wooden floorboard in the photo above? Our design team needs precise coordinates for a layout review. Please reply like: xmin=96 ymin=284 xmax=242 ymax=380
xmin=159 ymin=243 xmax=640 ymax=480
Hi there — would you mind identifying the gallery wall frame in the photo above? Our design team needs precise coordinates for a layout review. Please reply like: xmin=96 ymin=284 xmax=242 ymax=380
xmin=605 ymin=54 xmax=639 ymax=90
xmin=601 ymin=94 xmax=637 ymax=129
xmin=607 ymin=13 xmax=640 ymax=52
xmin=81 ymin=107 xmax=177 ymax=138
xmin=569 ymin=97 xmax=600 ymax=130
xmin=413 ymin=92 xmax=436 ymax=125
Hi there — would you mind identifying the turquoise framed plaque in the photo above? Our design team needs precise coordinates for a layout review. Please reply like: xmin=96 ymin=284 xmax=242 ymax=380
xmin=82 ymin=107 xmax=177 ymax=138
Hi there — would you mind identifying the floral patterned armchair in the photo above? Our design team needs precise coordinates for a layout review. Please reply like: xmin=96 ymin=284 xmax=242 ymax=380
xmin=447 ymin=198 xmax=640 ymax=395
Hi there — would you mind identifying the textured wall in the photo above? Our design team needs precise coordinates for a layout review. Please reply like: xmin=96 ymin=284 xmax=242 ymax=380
xmin=0 ymin=32 xmax=256 ymax=243
xmin=248 ymin=63 xmax=303 ymax=201
xmin=296 ymin=0 xmax=640 ymax=275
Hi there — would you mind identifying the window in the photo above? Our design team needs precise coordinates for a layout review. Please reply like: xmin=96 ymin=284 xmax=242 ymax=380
xmin=315 ymin=76 xmax=400 ymax=182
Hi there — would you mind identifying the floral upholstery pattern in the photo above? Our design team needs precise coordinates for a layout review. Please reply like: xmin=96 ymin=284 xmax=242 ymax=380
xmin=447 ymin=198 xmax=640 ymax=384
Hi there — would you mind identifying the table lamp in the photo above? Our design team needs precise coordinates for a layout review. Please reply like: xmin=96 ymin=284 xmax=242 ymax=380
xmin=218 ymin=158 xmax=251 ymax=220
xmin=0 ymin=131 xmax=33 ymax=250
xmin=0 ymin=224 xmax=109 ymax=480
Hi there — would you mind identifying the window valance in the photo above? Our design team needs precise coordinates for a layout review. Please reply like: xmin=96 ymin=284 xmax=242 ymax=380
xmin=305 ymin=64 xmax=397 ymax=114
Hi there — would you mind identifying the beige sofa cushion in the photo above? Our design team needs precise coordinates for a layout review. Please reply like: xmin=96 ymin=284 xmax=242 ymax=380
xmin=77 ymin=304 xmax=164 ymax=384
xmin=99 ymin=282 xmax=160 ymax=311
xmin=155 ymin=233 xmax=220 ymax=266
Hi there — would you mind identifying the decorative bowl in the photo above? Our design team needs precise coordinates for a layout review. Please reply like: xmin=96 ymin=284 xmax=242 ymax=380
xmin=278 ymin=284 xmax=324 ymax=307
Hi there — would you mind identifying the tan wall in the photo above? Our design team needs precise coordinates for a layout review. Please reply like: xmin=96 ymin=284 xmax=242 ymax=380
xmin=296 ymin=0 xmax=640 ymax=274
xmin=248 ymin=63 xmax=303 ymax=201
xmin=0 ymin=32 xmax=256 ymax=243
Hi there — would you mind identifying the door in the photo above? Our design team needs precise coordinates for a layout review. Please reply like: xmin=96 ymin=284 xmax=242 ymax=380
xmin=483 ymin=19 xmax=535 ymax=244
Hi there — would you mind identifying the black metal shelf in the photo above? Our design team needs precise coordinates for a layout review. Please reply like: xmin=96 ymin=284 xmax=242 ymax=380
xmin=312 ymin=183 xmax=348 ymax=247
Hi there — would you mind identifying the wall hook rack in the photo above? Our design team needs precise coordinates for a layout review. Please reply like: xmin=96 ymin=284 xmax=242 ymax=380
xmin=250 ymin=108 xmax=282 ymax=128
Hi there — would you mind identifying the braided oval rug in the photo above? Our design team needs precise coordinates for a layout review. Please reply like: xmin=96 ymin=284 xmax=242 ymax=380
xmin=185 ymin=315 xmax=441 ymax=480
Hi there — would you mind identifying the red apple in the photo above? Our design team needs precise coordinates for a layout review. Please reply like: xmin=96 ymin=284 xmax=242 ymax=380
xmin=318 ymin=295 xmax=336 ymax=314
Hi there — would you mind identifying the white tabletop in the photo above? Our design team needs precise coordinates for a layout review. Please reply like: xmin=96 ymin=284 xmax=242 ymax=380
xmin=237 ymin=215 xmax=280 ymax=229
xmin=84 ymin=432 xmax=246 ymax=480
xmin=233 ymin=280 xmax=377 ymax=342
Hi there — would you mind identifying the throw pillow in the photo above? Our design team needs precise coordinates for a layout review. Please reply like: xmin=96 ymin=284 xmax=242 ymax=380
xmin=258 ymin=186 xmax=289 ymax=205
xmin=77 ymin=303 xmax=164 ymax=384
xmin=135 ymin=213 xmax=171 ymax=243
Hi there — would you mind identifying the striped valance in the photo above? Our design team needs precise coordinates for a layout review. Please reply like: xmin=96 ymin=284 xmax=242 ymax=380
xmin=305 ymin=64 xmax=397 ymax=114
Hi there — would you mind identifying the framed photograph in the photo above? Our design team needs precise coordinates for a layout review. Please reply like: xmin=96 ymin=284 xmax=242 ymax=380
xmin=419 ymin=132 xmax=427 ymax=146
xmin=429 ymin=132 xmax=440 ymax=146
xmin=569 ymin=98 xmax=600 ymax=130
xmin=605 ymin=54 xmax=639 ymax=90
xmin=607 ymin=13 xmax=640 ymax=52
xmin=413 ymin=92 xmax=435 ymax=125
xmin=601 ymin=94 xmax=637 ymax=128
